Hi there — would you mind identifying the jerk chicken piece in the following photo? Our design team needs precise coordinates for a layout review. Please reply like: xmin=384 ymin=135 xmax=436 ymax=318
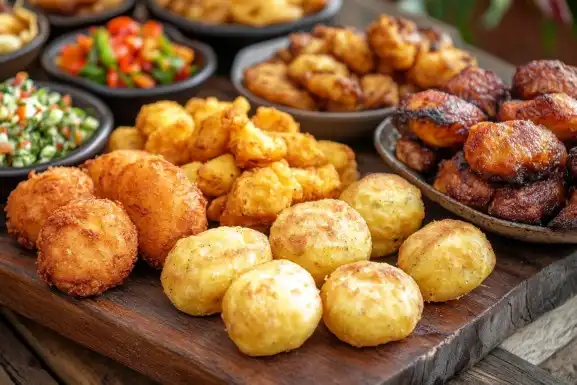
xmin=464 ymin=120 xmax=567 ymax=185
xmin=498 ymin=93 xmax=577 ymax=142
xmin=548 ymin=189 xmax=577 ymax=230
xmin=395 ymin=135 xmax=438 ymax=173
xmin=393 ymin=89 xmax=487 ymax=148
xmin=433 ymin=152 xmax=495 ymax=211
xmin=442 ymin=66 xmax=509 ymax=118
xmin=513 ymin=60 xmax=577 ymax=100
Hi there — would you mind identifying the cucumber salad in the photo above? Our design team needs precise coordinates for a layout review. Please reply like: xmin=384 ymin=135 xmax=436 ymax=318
xmin=0 ymin=72 xmax=99 ymax=167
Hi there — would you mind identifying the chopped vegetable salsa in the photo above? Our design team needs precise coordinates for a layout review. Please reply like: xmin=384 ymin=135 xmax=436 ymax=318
xmin=0 ymin=72 xmax=99 ymax=167
xmin=56 ymin=16 xmax=198 ymax=89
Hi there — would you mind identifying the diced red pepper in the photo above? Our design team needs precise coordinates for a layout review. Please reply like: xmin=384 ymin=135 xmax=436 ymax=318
xmin=141 ymin=21 xmax=163 ymax=38
xmin=106 ymin=69 xmax=119 ymax=88
xmin=16 ymin=105 xmax=27 ymax=121
xmin=76 ymin=35 xmax=93 ymax=52
xmin=60 ymin=44 xmax=85 ymax=59
xmin=61 ymin=59 xmax=86 ymax=76
xmin=56 ymin=143 xmax=63 ymax=151
xmin=113 ymin=43 xmax=131 ymax=61
xmin=139 ymin=59 xmax=153 ymax=73
xmin=13 ymin=72 xmax=28 ymax=86
xmin=175 ymin=66 xmax=190 ymax=81
xmin=132 ymin=73 xmax=156 ymax=89
xmin=107 ymin=16 xmax=140 ymax=36
xmin=61 ymin=126 xmax=71 ymax=139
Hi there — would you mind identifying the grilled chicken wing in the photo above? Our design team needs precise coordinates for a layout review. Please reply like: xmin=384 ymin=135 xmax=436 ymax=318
xmin=408 ymin=47 xmax=477 ymax=89
xmin=498 ymin=93 xmax=577 ymax=141
xmin=488 ymin=174 xmax=565 ymax=225
xmin=464 ymin=120 xmax=567 ymax=184
xmin=367 ymin=15 xmax=421 ymax=71
xmin=549 ymin=189 xmax=577 ymax=230
xmin=513 ymin=60 xmax=577 ymax=100
xmin=442 ymin=66 xmax=509 ymax=118
xmin=360 ymin=74 xmax=399 ymax=109
xmin=433 ymin=152 xmax=494 ymax=211
xmin=393 ymin=90 xmax=487 ymax=148
xmin=395 ymin=135 xmax=439 ymax=173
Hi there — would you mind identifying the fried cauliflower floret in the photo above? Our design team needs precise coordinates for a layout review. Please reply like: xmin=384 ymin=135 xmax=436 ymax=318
xmin=220 ymin=160 xmax=302 ymax=228
xmin=269 ymin=132 xmax=327 ymax=168
xmin=288 ymin=32 xmax=330 ymax=57
xmin=135 ymin=100 xmax=183 ymax=137
xmin=367 ymin=15 xmax=421 ymax=70
xmin=189 ymin=108 xmax=237 ymax=162
xmin=408 ymin=47 xmax=477 ymax=89
xmin=251 ymin=106 xmax=300 ymax=133
xmin=270 ymin=199 xmax=372 ymax=286
xmin=305 ymin=73 xmax=362 ymax=107
xmin=161 ymin=227 xmax=272 ymax=316
xmin=244 ymin=62 xmax=318 ymax=111
xmin=5 ymin=167 xmax=94 ymax=249
xmin=361 ymin=74 xmax=399 ymax=109
xmin=322 ymin=261 xmax=423 ymax=347
xmin=433 ymin=152 xmax=495 ymax=211
xmin=488 ymin=175 xmax=566 ymax=225
xmin=143 ymin=106 xmax=195 ymax=165
xmin=116 ymin=157 xmax=208 ymax=268
xmin=464 ymin=120 xmax=567 ymax=184
xmin=394 ymin=90 xmax=487 ymax=148
xmin=395 ymin=135 xmax=438 ymax=173
xmin=549 ymin=190 xmax=577 ymax=230
xmin=197 ymin=154 xmax=241 ymax=197
xmin=330 ymin=27 xmax=375 ymax=74
xmin=181 ymin=161 xmax=203 ymax=185
xmin=228 ymin=116 xmax=288 ymax=168
xmin=207 ymin=195 xmax=228 ymax=222
xmin=513 ymin=60 xmax=577 ymax=100
xmin=106 ymin=126 xmax=145 ymax=152
xmin=287 ymin=53 xmax=349 ymax=85
xmin=340 ymin=174 xmax=425 ymax=258
xmin=498 ymin=93 xmax=577 ymax=142
xmin=291 ymin=163 xmax=341 ymax=203
xmin=230 ymin=0 xmax=303 ymax=27
xmin=317 ymin=140 xmax=360 ymax=188
xmin=36 ymin=198 xmax=138 ymax=297
xmin=442 ymin=66 xmax=509 ymax=118
xmin=398 ymin=219 xmax=495 ymax=302
xmin=221 ymin=260 xmax=322 ymax=356
xmin=185 ymin=96 xmax=250 ymax=128
xmin=82 ymin=150 xmax=152 ymax=200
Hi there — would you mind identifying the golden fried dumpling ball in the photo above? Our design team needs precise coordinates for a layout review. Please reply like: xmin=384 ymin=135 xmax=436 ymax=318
xmin=6 ymin=167 xmax=95 ymax=249
xmin=270 ymin=199 xmax=371 ymax=286
xmin=222 ymin=260 xmax=322 ymax=356
xmin=340 ymin=174 xmax=424 ymax=258
xmin=197 ymin=154 xmax=241 ymax=197
xmin=37 ymin=198 xmax=138 ymax=297
xmin=251 ymin=106 xmax=300 ymax=133
xmin=185 ymin=96 xmax=250 ymax=128
xmin=135 ymin=100 xmax=183 ymax=137
xmin=106 ymin=126 xmax=145 ymax=152
xmin=321 ymin=261 xmax=423 ymax=347
xmin=269 ymin=132 xmax=327 ymax=168
xmin=398 ymin=219 xmax=496 ymax=302
xmin=181 ymin=161 xmax=203 ymax=185
xmin=292 ymin=163 xmax=342 ymax=203
xmin=161 ymin=227 xmax=272 ymax=316
xmin=188 ymin=109 xmax=234 ymax=163
xmin=408 ymin=47 xmax=477 ymax=89
xmin=367 ymin=15 xmax=421 ymax=70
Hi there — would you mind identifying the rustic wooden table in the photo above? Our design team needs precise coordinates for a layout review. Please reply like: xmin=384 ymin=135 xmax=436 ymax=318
xmin=1 ymin=1 xmax=577 ymax=384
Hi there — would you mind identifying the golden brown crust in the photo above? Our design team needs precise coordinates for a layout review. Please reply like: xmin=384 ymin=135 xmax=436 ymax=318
xmin=304 ymin=72 xmax=362 ymax=106
xmin=36 ymin=198 xmax=138 ymax=297
xmin=408 ymin=47 xmax=477 ymax=89
xmin=360 ymin=74 xmax=399 ymax=109
xmin=367 ymin=15 xmax=421 ymax=71
xmin=288 ymin=31 xmax=330 ymax=57
xmin=207 ymin=195 xmax=228 ymax=222
xmin=548 ymin=189 xmax=577 ymax=230
xmin=488 ymin=175 xmax=565 ymax=225
xmin=464 ymin=120 xmax=567 ymax=184
xmin=394 ymin=135 xmax=438 ymax=173
xmin=567 ymin=147 xmax=577 ymax=181
xmin=442 ymin=66 xmax=509 ymax=118
xmin=329 ymin=27 xmax=376 ymax=75
xmin=5 ymin=167 xmax=94 ymax=249
xmin=498 ymin=93 xmax=577 ymax=141
xmin=513 ymin=60 xmax=577 ymax=100
xmin=394 ymin=89 xmax=487 ymax=148
xmin=433 ymin=152 xmax=494 ymax=211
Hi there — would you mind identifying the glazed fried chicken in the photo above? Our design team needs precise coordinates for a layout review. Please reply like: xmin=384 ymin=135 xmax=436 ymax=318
xmin=498 ymin=93 xmax=577 ymax=141
xmin=488 ymin=174 xmax=565 ymax=225
xmin=360 ymin=74 xmax=399 ymax=109
xmin=549 ymin=189 xmax=577 ymax=230
xmin=367 ymin=15 xmax=421 ymax=70
xmin=464 ymin=120 xmax=567 ymax=185
xmin=513 ymin=60 xmax=577 ymax=100
xmin=395 ymin=135 xmax=438 ymax=173
xmin=393 ymin=90 xmax=487 ymax=148
xmin=442 ymin=67 xmax=509 ymax=118
xmin=408 ymin=47 xmax=477 ymax=89
xmin=433 ymin=152 xmax=494 ymax=211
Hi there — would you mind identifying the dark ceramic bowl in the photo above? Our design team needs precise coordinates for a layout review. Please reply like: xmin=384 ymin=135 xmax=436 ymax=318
xmin=41 ymin=24 xmax=217 ymax=124
xmin=0 ymin=81 xmax=113 ymax=202
xmin=231 ymin=36 xmax=395 ymax=141
xmin=374 ymin=118 xmax=577 ymax=243
xmin=24 ymin=0 xmax=137 ymax=37
xmin=0 ymin=10 xmax=49 ymax=81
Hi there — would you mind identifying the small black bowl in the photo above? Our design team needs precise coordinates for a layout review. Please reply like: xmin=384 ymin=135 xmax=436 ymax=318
xmin=231 ymin=36 xmax=395 ymax=141
xmin=41 ymin=24 xmax=217 ymax=124
xmin=25 ymin=0 xmax=137 ymax=37
xmin=0 ymin=81 xmax=113 ymax=201
xmin=0 ymin=10 xmax=49 ymax=81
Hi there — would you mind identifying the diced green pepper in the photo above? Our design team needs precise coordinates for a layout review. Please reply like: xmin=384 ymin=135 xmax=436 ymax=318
xmin=151 ymin=68 xmax=175 ymax=85
xmin=94 ymin=28 xmax=117 ymax=68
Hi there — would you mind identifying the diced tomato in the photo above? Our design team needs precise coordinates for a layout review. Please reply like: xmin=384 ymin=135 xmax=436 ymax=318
xmin=61 ymin=95 xmax=72 ymax=107
xmin=76 ymin=35 xmax=93 ymax=52
xmin=61 ymin=59 xmax=86 ymax=76
xmin=61 ymin=126 xmax=71 ymax=139
xmin=175 ymin=66 xmax=190 ymax=81
xmin=60 ymin=44 xmax=85 ymax=59
xmin=0 ymin=93 xmax=3 ymax=102
xmin=18 ymin=140 xmax=30 ymax=149
xmin=141 ymin=21 xmax=163 ymax=38
xmin=132 ymin=73 xmax=156 ymax=89
xmin=16 ymin=105 xmax=27 ymax=121
xmin=13 ymin=72 xmax=28 ymax=86
xmin=139 ymin=59 xmax=153 ymax=73
xmin=113 ymin=43 xmax=131 ymax=61
xmin=20 ymin=90 xmax=30 ymax=98
xmin=56 ymin=143 xmax=63 ymax=151
xmin=107 ymin=16 xmax=140 ymax=36
xmin=106 ymin=70 xmax=119 ymax=88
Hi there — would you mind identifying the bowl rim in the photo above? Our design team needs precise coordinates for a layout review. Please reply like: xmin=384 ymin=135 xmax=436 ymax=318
xmin=231 ymin=36 xmax=396 ymax=121
xmin=145 ymin=0 xmax=343 ymax=37
xmin=0 ymin=9 xmax=50 ymax=64
xmin=40 ymin=24 xmax=218 ymax=98
xmin=24 ymin=0 xmax=136 ymax=28
xmin=0 ymin=80 xmax=113 ymax=178
xmin=373 ymin=117 xmax=577 ymax=240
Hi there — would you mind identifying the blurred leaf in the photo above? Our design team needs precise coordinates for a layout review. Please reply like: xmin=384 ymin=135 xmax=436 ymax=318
xmin=453 ymin=0 xmax=476 ymax=43
xmin=541 ymin=19 xmax=557 ymax=56
xmin=426 ymin=0 xmax=445 ymax=20
xmin=482 ymin=0 xmax=512 ymax=29
xmin=397 ymin=0 xmax=427 ymax=14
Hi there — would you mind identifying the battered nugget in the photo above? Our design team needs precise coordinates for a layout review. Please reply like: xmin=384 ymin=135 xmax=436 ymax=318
xmin=116 ymin=157 xmax=208 ymax=268
xmin=228 ymin=116 xmax=287 ymax=168
xmin=549 ymin=190 xmax=577 ymax=230
xmin=394 ymin=135 xmax=438 ymax=173
xmin=330 ymin=27 xmax=375 ymax=74
xmin=269 ymin=132 xmax=327 ymax=168
xmin=317 ymin=140 xmax=360 ymax=188
xmin=6 ymin=167 xmax=94 ymax=249
xmin=464 ymin=121 xmax=566 ymax=184
xmin=513 ymin=60 xmax=577 ymax=100
xmin=367 ymin=15 xmax=421 ymax=70
xmin=360 ymin=74 xmax=399 ymax=109
xmin=106 ymin=126 xmax=146 ymax=152
xmin=36 ymin=198 xmax=138 ymax=297
xmin=188 ymin=108 xmax=235 ymax=162
xmin=251 ymin=106 xmax=300 ymax=133
xmin=433 ymin=152 xmax=495 ymax=211
xmin=135 ymin=100 xmax=183 ymax=137
xmin=291 ymin=163 xmax=342 ymax=203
